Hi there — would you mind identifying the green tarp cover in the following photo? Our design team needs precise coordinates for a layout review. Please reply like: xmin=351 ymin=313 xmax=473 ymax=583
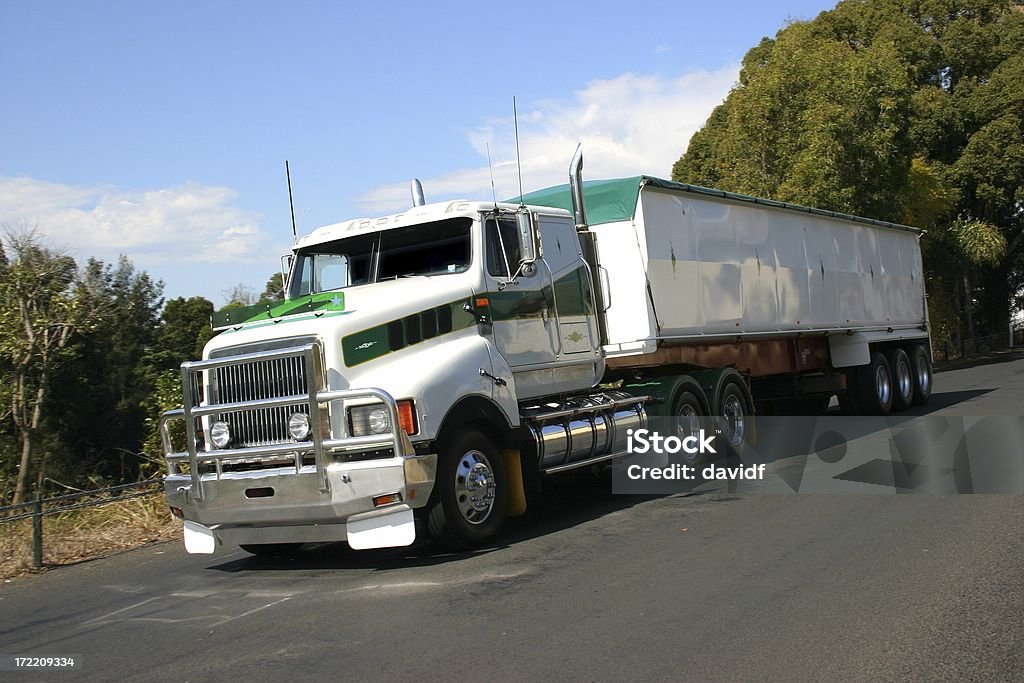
xmin=515 ymin=176 xmax=644 ymax=226
xmin=514 ymin=176 xmax=920 ymax=233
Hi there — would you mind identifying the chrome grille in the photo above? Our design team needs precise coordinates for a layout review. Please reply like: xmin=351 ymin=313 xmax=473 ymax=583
xmin=211 ymin=354 xmax=309 ymax=447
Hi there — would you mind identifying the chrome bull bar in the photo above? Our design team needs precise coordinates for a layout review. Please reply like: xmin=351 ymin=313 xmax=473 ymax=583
xmin=160 ymin=342 xmax=413 ymax=501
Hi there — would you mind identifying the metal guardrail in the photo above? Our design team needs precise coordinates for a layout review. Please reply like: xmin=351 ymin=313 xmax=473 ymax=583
xmin=0 ymin=477 xmax=164 ymax=568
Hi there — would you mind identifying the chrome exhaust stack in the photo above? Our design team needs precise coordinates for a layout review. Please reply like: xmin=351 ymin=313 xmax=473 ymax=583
xmin=410 ymin=179 xmax=426 ymax=207
xmin=570 ymin=144 xmax=609 ymax=345
xmin=569 ymin=144 xmax=588 ymax=231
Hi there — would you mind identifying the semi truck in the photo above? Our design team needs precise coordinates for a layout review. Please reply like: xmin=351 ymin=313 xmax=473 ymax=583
xmin=160 ymin=149 xmax=932 ymax=555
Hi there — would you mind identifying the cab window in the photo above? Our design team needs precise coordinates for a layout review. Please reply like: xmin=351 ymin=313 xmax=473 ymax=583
xmin=485 ymin=218 xmax=521 ymax=278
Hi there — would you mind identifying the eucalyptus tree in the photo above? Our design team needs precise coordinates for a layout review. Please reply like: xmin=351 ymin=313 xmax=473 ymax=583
xmin=674 ymin=0 xmax=1024 ymax=347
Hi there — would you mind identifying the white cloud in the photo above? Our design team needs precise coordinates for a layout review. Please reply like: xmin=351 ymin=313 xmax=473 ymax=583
xmin=357 ymin=65 xmax=739 ymax=215
xmin=0 ymin=177 xmax=276 ymax=265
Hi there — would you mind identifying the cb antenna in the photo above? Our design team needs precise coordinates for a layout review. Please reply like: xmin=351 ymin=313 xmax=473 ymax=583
xmin=486 ymin=142 xmax=498 ymax=207
xmin=285 ymin=160 xmax=298 ymax=242
xmin=513 ymin=96 xmax=524 ymax=206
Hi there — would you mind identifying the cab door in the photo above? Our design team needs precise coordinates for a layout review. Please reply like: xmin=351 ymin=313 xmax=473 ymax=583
xmin=536 ymin=215 xmax=601 ymax=356
xmin=483 ymin=214 xmax=558 ymax=368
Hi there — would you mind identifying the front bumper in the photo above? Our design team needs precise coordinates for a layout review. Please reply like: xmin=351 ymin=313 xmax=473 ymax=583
xmin=165 ymin=454 xmax=437 ymax=552
xmin=160 ymin=342 xmax=436 ymax=553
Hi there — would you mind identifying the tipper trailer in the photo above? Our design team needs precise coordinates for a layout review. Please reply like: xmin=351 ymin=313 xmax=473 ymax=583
xmin=161 ymin=150 xmax=932 ymax=554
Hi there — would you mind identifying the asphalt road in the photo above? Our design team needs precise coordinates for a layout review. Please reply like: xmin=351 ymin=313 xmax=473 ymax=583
xmin=2 ymin=353 xmax=1023 ymax=682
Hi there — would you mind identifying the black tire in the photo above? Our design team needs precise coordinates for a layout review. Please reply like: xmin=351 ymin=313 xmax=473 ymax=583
xmin=909 ymin=344 xmax=932 ymax=406
xmin=858 ymin=351 xmax=893 ymax=415
xmin=672 ymin=388 xmax=711 ymax=466
xmin=887 ymin=347 xmax=914 ymax=412
xmin=427 ymin=428 xmax=507 ymax=549
xmin=716 ymin=381 xmax=751 ymax=453
xmin=239 ymin=543 xmax=303 ymax=558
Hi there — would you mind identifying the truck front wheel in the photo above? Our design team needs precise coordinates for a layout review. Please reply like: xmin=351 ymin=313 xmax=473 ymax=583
xmin=428 ymin=428 xmax=507 ymax=549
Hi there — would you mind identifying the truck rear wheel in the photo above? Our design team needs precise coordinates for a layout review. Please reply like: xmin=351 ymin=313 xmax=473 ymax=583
xmin=886 ymin=348 xmax=914 ymax=412
xmin=716 ymin=381 xmax=751 ymax=453
xmin=909 ymin=344 xmax=932 ymax=405
xmin=858 ymin=351 xmax=893 ymax=415
xmin=672 ymin=386 xmax=711 ymax=466
xmin=427 ymin=428 xmax=507 ymax=549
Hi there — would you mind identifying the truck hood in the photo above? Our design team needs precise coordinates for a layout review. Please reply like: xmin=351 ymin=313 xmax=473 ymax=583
xmin=205 ymin=275 xmax=477 ymax=361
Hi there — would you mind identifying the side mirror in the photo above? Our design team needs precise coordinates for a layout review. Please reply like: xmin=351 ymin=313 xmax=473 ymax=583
xmin=280 ymin=253 xmax=295 ymax=294
xmin=516 ymin=210 xmax=537 ymax=264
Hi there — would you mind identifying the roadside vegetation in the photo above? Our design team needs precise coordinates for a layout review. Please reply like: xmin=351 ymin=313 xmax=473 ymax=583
xmin=0 ymin=494 xmax=179 ymax=580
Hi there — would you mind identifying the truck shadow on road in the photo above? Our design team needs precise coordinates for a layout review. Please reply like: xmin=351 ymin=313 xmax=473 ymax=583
xmin=208 ymin=387 xmax=1008 ymax=574
xmin=206 ymin=478 xmax=689 ymax=574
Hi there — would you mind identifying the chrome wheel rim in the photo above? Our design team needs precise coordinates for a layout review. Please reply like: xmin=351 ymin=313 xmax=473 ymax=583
xmin=454 ymin=450 xmax=496 ymax=525
xmin=916 ymin=356 xmax=930 ymax=394
xmin=721 ymin=394 xmax=745 ymax=447
xmin=875 ymin=365 xmax=892 ymax=405
xmin=675 ymin=404 xmax=702 ymax=462
xmin=897 ymin=360 xmax=912 ymax=400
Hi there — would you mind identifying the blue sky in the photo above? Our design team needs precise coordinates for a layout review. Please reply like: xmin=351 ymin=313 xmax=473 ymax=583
xmin=0 ymin=0 xmax=838 ymax=305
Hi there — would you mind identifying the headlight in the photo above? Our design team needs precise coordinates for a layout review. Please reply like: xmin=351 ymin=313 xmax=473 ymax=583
xmin=288 ymin=412 xmax=310 ymax=440
xmin=368 ymin=408 xmax=390 ymax=434
xmin=349 ymin=404 xmax=392 ymax=436
xmin=210 ymin=421 xmax=231 ymax=449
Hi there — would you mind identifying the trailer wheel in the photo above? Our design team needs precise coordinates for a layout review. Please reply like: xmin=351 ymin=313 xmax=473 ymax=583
xmin=240 ymin=543 xmax=303 ymax=558
xmin=427 ymin=428 xmax=507 ymax=549
xmin=672 ymin=387 xmax=711 ymax=466
xmin=858 ymin=351 xmax=894 ymax=415
xmin=716 ymin=381 xmax=751 ymax=452
xmin=886 ymin=348 xmax=913 ymax=412
xmin=909 ymin=344 xmax=932 ymax=405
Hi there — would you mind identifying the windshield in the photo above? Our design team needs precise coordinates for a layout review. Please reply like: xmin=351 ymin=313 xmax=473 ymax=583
xmin=289 ymin=217 xmax=472 ymax=296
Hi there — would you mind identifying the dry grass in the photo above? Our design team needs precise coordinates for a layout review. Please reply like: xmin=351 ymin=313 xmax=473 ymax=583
xmin=0 ymin=493 xmax=179 ymax=581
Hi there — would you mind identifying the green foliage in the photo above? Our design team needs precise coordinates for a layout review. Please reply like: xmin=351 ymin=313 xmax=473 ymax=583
xmin=0 ymin=229 xmax=103 ymax=503
xmin=0 ymin=233 xmax=219 ymax=499
xmin=260 ymin=272 xmax=286 ymax=302
xmin=674 ymin=0 xmax=1024 ymax=341
xmin=142 ymin=296 xmax=214 ymax=374
xmin=674 ymin=17 xmax=914 ymax=219
xmin=45 ymin=256 xmax=164 ymax=484
xmin=137 ymin=296 xmax=214 ymax=464
xmin=140 ymin=369 xmax=188 ymax=472
xmin=952 ymin=217 xmax=1007 ymax=265
xmin=903 ymin=157 xmax=960 ymax=227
